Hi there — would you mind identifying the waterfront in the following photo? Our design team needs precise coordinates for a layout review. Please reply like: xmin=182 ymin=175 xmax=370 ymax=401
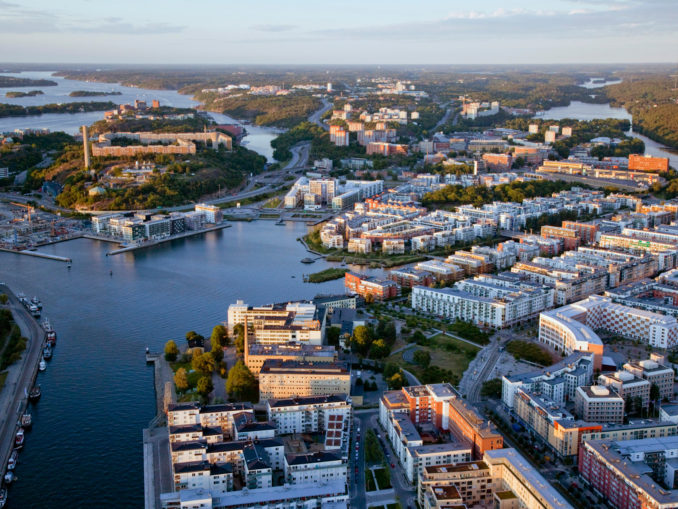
xmin=0 ymin=221 xmax=379 ymax=508
xmin=0 ymin=71 xmax=279 ymax=161
xmin=534 ymin=100 xmax=678 ymax=168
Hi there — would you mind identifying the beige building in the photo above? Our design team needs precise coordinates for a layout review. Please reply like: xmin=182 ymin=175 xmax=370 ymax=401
xmin=245 ymin=343 xmax=338 ymax=376
xmin=624 ymin=356 xmax=675 ymax=401
xmin=598 ymin=370 xmax=651 ymax=410
xmin=258 ymin=360 xmax=351 ymax=401
xmin=419 ymin=461 xmax=496 ymax=507
xmin=574 ymin=386 xmax=625 ymax=424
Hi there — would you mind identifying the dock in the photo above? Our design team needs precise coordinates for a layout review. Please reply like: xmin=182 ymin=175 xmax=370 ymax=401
xmin=0 ymin=247 xmax=71 ymax=263
xmin=107 ymin=223 xmax=232 ymax=256
xmin=0 ymin=284 xmax=46 ymax=489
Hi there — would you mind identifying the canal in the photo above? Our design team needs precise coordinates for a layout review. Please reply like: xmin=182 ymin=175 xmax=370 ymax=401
xmin=0 ymin=221 xmax=380 ymax=508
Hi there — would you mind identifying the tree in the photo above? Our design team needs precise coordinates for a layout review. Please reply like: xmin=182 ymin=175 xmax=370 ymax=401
xmin=197 ymin=376 xmax=214 ymax=397
xmin=192 ymin=352 xmax=217 ymax=374
xmin=384 ymin=363 xmax=400 ymax=379
xmin=480 ymin=378 xmax=502 ymax=399
xmin=650 ymin=383 xmax=661 ymax=403
xmin=413 ymin=349 xmax=431 ymax=368
xmin=211 ymin=324 xmax=229 ymax=348
xmin=233 ymin=323 xmax=245 ymax=355
xmin=411 ymin=330 xmax=426 ymax=344
xmin=164 ymin=340 xmax=179 ymax=362
xmin=326 ymin=326 xmax=341 ymax=347
xmin=174 ymin=367 xmax=189 ymax=392
xmin=369 ymin=339 xmax=390 ymax=359
xmin=225 ymin=360 xmax=258 ymax=402
xmin=351 ymin=325 xmax=373 ymax=356
xmin=0 ymin=294 xmax=8 ymax=305
xmin=387 ymin=372 xmax=406 ymax=390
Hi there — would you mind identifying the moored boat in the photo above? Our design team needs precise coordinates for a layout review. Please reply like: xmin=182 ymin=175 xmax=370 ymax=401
xmin=0 ymin=487 xmax=7 ymax=508
xmin=29 ymin=385 xmax=41 ymax=401
xmin=29 ymin=303 xmax=40 ymax=318
xmin=43 ymin=319 xmax=57 ymax=346
xmin=39 ymin=359 xmax=46 ymax=371
xmin=3 ymin=472 xmax=13 ymax=484
xmin=21 ymin=413 xmax=32 ymax=428
xmin=14 ymin=428 xmax=24 ymax=448
xmin=30 ymin=296 xmax=42 ymax=309
xmin=7 ymin=450 xmax=18 ymax=470
xmin=43 ymin=345 xmax=52 ymax=360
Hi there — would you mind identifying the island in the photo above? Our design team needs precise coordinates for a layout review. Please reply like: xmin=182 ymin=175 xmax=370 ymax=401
xmin=0 ymin=101 xmax=117 ymax=118
xmin=5 ymin=90 xmax=44 ymax=98
xmin=0 ymin=76 xmax=58 ymax=88
xmin=68 ymin=90 xmax=123 ymax=97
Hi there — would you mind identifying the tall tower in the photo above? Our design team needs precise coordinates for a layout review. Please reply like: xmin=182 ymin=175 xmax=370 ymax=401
xmin=82 ymin=125 xmax=91 ymax=170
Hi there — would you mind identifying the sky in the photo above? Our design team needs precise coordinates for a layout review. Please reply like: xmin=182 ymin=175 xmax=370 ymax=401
xmin=0 ymin=0 xmax=676 ymax=65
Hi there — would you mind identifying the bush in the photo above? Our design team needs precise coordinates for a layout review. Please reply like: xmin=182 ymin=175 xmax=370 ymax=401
xmin=164 ymin=340 xmax=179 ymax=362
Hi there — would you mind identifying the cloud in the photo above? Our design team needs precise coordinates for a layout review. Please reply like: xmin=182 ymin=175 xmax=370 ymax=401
xmin=250 ymin=24 xmax=297 ymax=32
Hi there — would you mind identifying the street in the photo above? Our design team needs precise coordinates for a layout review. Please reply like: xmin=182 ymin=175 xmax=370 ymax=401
xmin=0 ymin=283 xmax=45 ymax=484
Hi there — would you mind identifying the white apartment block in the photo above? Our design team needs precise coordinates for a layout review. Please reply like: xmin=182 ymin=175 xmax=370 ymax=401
xmin=284 ymin=451 xmax=347 ymax=486
xmin=412 ymin=275 xmax=553 ymax=329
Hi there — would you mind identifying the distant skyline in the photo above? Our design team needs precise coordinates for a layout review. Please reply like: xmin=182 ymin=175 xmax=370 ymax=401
xmin=1 ymin=0 xmax=676 ymax=65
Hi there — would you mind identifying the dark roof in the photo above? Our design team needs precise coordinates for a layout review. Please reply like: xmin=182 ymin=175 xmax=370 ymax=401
xmin=200 ymin=402 xmax=253 ymax=414
xmin=170 ymin=440 xmax=207 ymax=452
xmin=169 ymin=424 xmax=202 ymax=435
xmin=238 ymin=421 xmax=276 ymax=433
xmin=210 ymin=463 xmax=233 ymax=475
xmin=207 ymin=441 xmax=248 ymax=453
xmin=260 ymin=359 xmax=350 ymax=375
xmin=202 ymin=426 xmax=224 ymax=437
xmin=285 ymin=451 xmax=341 ymax=466
xmin=267 ymin=394 xmax=348 ymax=408
xmin=168 ymin=402 xmax=199 ymax=412
xmin=173 ymin=461 xmax=210 ymax=474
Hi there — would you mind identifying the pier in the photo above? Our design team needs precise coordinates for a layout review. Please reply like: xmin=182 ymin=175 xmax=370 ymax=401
xmin=107 ymin=223 xmax=232 ymax=256
xmin=0 ymin=248 xmax=72 ymax=263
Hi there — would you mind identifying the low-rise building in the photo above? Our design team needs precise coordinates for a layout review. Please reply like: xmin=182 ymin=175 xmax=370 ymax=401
xmin=344 ymin=272 xmax=400 ymax=301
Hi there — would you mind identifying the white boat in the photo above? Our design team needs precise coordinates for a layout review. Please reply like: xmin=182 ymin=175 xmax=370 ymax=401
xmin=29 ymin=303 xmax=40 ymax=317
xmin=39 ymin=359 xmax=46 ymax=371
xmin=30 ymin=296 xmax=42 ymax=309
xmin=7 ymin=450 xmax=18 ymax=470
xmin=3 ymin=471 xmax=14 ymax=484
xmin=0 ymin=487 xmax=7 ymax=508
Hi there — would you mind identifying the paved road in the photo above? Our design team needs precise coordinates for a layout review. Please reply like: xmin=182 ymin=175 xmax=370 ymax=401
xmin=308 ymin=99 xmax=332 ymax=131
xmin=466 ymin=339 xmax=503 ymax=403
xmin=433 ymin=106 xmax=453 ymax=131
xmin=0 ymin=284 xmax=44 ymax=484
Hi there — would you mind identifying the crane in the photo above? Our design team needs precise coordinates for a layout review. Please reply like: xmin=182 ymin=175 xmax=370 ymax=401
xmin=10 ymin=202 xmax=34 ymax=225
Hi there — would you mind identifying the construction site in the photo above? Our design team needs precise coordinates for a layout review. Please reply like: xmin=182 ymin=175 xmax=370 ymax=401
xmin=0 ymin=201 xmax=84 ymax=251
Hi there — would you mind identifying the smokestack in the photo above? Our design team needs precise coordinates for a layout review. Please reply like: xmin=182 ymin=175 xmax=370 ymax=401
xmin=82 ymin=125 xmax=91 ymax=169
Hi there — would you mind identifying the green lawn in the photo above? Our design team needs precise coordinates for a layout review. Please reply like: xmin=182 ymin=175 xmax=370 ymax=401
xmin=365 ymin=470 xmax=377 ymax=492
xmin=262 ymin=197 xmax=282 ymax=208
xmin=170 ymin=359 xmax=203 ymax=392
xmin=373 ymin=468 xmax=392 ymax=490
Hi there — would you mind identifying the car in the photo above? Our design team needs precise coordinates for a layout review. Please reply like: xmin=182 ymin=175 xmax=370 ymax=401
xmin=391 ymin=463 xmax=395 ymax=468
xmin=355 ymin=468 xmax=358 ymax=474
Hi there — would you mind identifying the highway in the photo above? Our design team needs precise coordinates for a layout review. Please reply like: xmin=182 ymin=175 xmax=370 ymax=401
xmin=0 ymin=284 xmax=45 ymax=486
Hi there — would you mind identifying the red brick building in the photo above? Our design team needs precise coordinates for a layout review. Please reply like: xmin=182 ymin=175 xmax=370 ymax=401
xmin=541 ymin=225 xmax=581 ymax=251
xmin=562 ymin=221 xmax=599 ymax=245
xmin=629 ymin=154 xmax=669 ymax=173
xmin=481 ymin=153 xmax=513 ymax=171
xmin=344 ymin=273 xmax=400 ymax=301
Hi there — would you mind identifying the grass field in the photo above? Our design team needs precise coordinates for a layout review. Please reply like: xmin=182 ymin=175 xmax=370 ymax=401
xmin=365 ymin=470 xmax=377 ymax=492
xmin=373 ymin=468 xmax=392 ymax=490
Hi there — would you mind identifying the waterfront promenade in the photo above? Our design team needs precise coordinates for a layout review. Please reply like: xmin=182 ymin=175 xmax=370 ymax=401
xmin=0 ymin=284 xmax=45 ymax=485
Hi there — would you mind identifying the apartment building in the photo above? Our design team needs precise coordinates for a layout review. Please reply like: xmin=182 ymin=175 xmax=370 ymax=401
xmin=168 ymin=402 xmax=254 ymax=437
xmin=575 ymin=386 xmax=625 ymax=424
xmin=412 ymin=275 xmax=554 ymax=329
xmin=598 ymin=371 xmax=652 ymax=410
xmin=284 ymin=451 xmax=347 ymax=486
xmin=389 ymin=267 xmax=435 ymax=288
xmin=258 ymin=360 xmax=351 ymax=401
xmin=419 ymin=449 xmax=573 ymax=509
xmin=344 ymin=272 xmax=400 ymax=301
xmin=579 ymin=438 xmax=678 ymax=509
xmin=502 ymin=352 xmax=594 ymax=408
xmin=226 ymin=300 xmax=324 ymax=344
xmin=266 ymin=394 xmax=351 ymax=450
xmin=380 ymin=384 xmax=502 ymax=475
xmin=244 ymin=343 xmax=337 ymax=376
xmin=624 ymin=356 xmax=675 ymax=401
xmin=538 ymin=295 xmax=678 ymax=370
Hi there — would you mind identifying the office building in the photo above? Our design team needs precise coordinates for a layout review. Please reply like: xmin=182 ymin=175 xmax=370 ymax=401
xmin=258 ymin=360 xmax=351 ymax=401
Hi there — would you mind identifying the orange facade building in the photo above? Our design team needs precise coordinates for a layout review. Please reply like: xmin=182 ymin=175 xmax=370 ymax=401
xmin=629 ymin=154 xmax=669 ymax=173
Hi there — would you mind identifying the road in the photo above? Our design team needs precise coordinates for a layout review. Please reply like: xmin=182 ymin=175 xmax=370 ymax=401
xmin=0 ymin=284 xmax=44 ymax=485
xmin=308 ymin=98 xmax=332 ymax=131
xmin=466 ymin=339 xmax=503 ymax=403
xmin=433 ymin=106 xmax=453 ymax=131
